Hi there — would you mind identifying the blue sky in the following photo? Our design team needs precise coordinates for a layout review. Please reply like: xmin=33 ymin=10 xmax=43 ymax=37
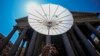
xmin=0 ymin=0 xmax=100 ymax=43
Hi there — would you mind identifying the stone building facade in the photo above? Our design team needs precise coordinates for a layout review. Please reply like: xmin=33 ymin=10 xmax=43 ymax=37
xmin=0 ymin=12 xmax=100 ymax=56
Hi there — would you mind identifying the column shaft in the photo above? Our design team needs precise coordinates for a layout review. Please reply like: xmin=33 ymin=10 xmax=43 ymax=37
xmin=73 ymin=24 xmax=98 ymax=56
xmin=23 ymin=41 xmax=30 ymax=56
xmin=85 ymin=22 xmax=100 ymax=40
xmin=26 ymin=31 xmax=37 ymax=56
xmin=33 ymin=34 xmax=41 ymax=56
xmin=15 ymin=40 xmax=25 ymax=56
xmin=89 ymin=37 xmax=100 ymax=53
xmin=62 ymin=33 xmax=75 ymax=56
xmin=69 ymin=30 xmax=86 ymax=56
xmin=8 ymin=27 xmax=28 ymax=56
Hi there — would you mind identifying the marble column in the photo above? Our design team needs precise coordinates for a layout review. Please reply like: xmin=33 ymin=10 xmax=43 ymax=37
xmin=73 ymin=24 xmax=99 ymax=56
xmin=23 ymin=41 xmax=30 ymax=56
xmin=62 ymin=33 xmax=75 ymax=56
xmin=32 ymin=34 xmax=41 ymax=56
xmin=85 ymin=22 xmax=100 ymax=40
xmin=0 ymin=26 xmax=17 ymax=52
xmin=26 ymin=31 xmax=37 ymax=56
xmin=15 ymin=40 xmax=25 ymax=56
xmin=8 ymin=27 xmax=28 ymax=56
xmin=69 ymin=30 xmax=86 ymax=56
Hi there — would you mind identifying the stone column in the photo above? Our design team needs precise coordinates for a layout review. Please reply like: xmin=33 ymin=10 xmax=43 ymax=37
xmin=23 ymin=41 xmax=30 ymax=56
xmin=69 ymin=30 xmax=86 ymax=56
xmin=0 ymin=26 xmax=17 ymax=52
xmin=89 ymin=36 xmax=100 ymax=53
xmin=26 ymin=31 xmax=37 ymax=56
xmin=15 ymin=40 xmax=25 ymax=56
xmin=62 ymin=33 xmax=75 ymax=56
xmin=85 ymin=22 xmax=100 ymax=40
xmin=8 ymin=27 xmax=28 ymax=56
xmin=73 ymin=24 xmax=99 ymax=56
xmin=32 ymin=34 xmax=41 ymax=56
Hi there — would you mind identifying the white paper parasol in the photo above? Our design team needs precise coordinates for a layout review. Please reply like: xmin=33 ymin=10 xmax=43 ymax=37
xmin=28 ymin=3 xmax=73 ymax=35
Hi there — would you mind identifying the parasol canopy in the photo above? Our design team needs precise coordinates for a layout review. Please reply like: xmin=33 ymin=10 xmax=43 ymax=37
xmin=28 ymin=3 xmax=73 ymax=35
